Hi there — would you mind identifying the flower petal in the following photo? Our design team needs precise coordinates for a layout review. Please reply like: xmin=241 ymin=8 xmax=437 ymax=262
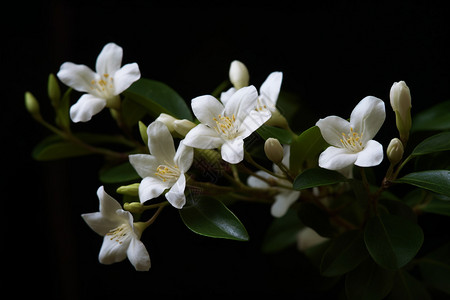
xmin=127 ymin=238 xmax=151 ymax=271
xmin=147 ymin=121 xmax=176 ymax=163
xmin=247 ymin=171 xmax=272 ymax=189
xmin=57 ymin=62 xmax=98 ymax=93
xmin=271 ymin=190 xmax=300 ymax=218
xmin=138 ymin=176 xmax=169 ymax=203
xmin=191 ymin=95 xmax=224 ymax=128
xmin=97 ymin=186 xmax=123 ymax=216
xmin=221 ymin=138 xmax=244 ymax=164
xmin=69 ymin=94 xmax=106 ymax=122
xmin=165 ymin=174 xmax=187 ymax=209
xmin=318 ymin=146 xmax=358 ymax=170
xmin=224 ymin=85 xmax=258 ymax=123
xmin=183 ymin=124 xmax=224 ymax=149
xmin=220 ymin=87 xmax=236 ymax=105
xmin=316 ymin=116 xmax=351 ymax=148
xmin=98 ymin=235 xmax=129 ymax=265
xmin=95 ymin=42 xmax=123 ymax=76
xmin=350 ymin=96 xmax=386 ymax=143
xmin=354 ymin=140 xmax=384 ymax=167
xmin=129 ymin=154 xmax=160 ymax=178
xmin=259 ymin=71 xmax=283 ymax=110
xmin=240 ymin=109 xmax=271 ymax=139
xmin=174 ymin=141 xmax=194 ymax=173
xmin=113 ymin=63 xmax=141 ymax=94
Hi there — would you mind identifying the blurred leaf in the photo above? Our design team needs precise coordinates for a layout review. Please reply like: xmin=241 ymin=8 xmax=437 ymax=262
xmin=411 ymin=132 xmax=450 ymax=156
xmin=320 ymin=230 xmax=368 ymax=277
xmin=422 ymin=196 xmax=450 ymax=216
xmin=261 ymin=209 xmax=303 ymax=253
xmin=32 ymin=135 xmax=91 ymax=161
xmin=99 ymin=162 xmax=140 ymax=183
xmin=293 ymin=168 xmax=347 ymax=190
xmin=418 ymin=242 xmax=450 ymax=295
xmin=298 ymin=202 xmax=335 ymax=237
xmin=179 ymin=197 xmax=249 ymax=241
xmin=55 ymin=87 xmax=71 ymax=131
xmin=290 ymin=126 xmax=328 ymax=175
xmin=364 ymin=214 xmax=424 ymax=269
xmin=121 ymin=97 xmax=148 ymax=127
xmin=256 ymin=125 xmax=293 ymax=144
xmin=411 ymin=100 xmax=450 ymax=132
xmin=345 ymin=258 xmax=395 ymax=300
xmin=123 ymin=78 xmax=193 ymax=121
xmin=395 ymin=170 xmax=450 ymax=197
xmin=387 ymin=270 xmax=431 ymax=300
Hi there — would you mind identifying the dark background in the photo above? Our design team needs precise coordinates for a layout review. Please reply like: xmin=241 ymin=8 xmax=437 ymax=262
xmin=5 ymin=1 xmax=450 ymax=299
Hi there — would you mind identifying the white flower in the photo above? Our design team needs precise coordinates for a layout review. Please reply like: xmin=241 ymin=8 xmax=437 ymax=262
xmin=316 ymin=96 xmax=386 ymax=170
xmin=184 ymin=86 xmax=270 ymax=164
xmin=297 ymin=227 xmax=329 ymax=252
xmin=247 ymin=146 xmax=300 ymax=217
xmin=57 ymin=42 xmax=141 ymax=122
xmin=129 ymin=121 xmax=193 ymax=209
xmin=81 ymin=186 xmax=150 ymax=271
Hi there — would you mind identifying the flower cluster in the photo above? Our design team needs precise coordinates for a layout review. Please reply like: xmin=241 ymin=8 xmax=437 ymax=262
xmin=26 ymin=43 xmax=450 ymax=297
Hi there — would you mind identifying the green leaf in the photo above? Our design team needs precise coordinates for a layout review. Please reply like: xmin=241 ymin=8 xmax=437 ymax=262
xmin=298 ymin=202 xmax=335 ymax=237
xmin=345 ymin=258 xmax=395 ymax=300
xmin=364 ymin=214 xmax=424 ymax=269
xmin=32 ymin=135 xmax=92 ymax=161
xmin=293 ymin=168 xmax=347 ymax=190
xmin=395 ymin=170 xmax=450 ymax=197
xmin=290 ymin=126 xmax=328 ymax=175
xmin=179 ymin=197 xmax=249 ymax=241
xmin=387 ymin=270 xmax=431 ymax=300
xmin=411 ymin=100 xmax=450 ymax=132
xmin=261 ymin=209 xmax=303 ymax=253
xmin=121 ymin=96 xmax=148 ymax=128
xmin=123 ymin=78 xmax=193 ymax=121
xmin=320 ymin=230 xmax=368 ymax=277
xmin=99 ymin=162 xmax=140 ymax=184
xmin=256 ymin=125 xmax=293 ymax=144
xmin=422 ymin=196 xmax=450 ymax=216
xmin=411 ymin=132 xmax=450 ymax=156
xmin=418 ymin=243 xmax=450 ymax=295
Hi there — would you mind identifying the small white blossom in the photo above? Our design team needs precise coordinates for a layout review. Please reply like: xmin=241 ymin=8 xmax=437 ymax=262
xmin=129 ymin=121 xmax=193 ymax=209
xmin=57 ymin=42 xmax=140 ymax=122
xmin=316 ymin=96 xmax=386 ymax=170
xmin=81 ymin=186 xmax=150 ymax=271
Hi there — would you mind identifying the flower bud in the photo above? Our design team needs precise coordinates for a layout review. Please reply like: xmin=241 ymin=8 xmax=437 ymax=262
xmin=138 ymin=121 xmax=149 ymax=145
xmin=390 ymin=81 xmax=412 ymax=142
xmin=173 ymin=119 xmax=196 ymax=136
xmin=47 ymin=73 xmax=61 ymax=108
xmin=155 ymin=113 xmax=178 ymax=132
xmin=124 ymin=202 xmax=144 ymax=215
xmin=387 ymin=138 xmax=404 ymax=165
xmin=24 ymin=91 xmax=41 ymax=119
xmin=264 ymin=138 xmax=284 ymax=164
xmin=117 ymin=183 xmax=140 ymax=196
xmin=229 ymin=60 xmax=249 ymax=90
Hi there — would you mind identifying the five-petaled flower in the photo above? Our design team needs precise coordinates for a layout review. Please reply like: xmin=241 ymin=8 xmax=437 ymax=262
xmin=184 ymin=85 xmax=271 ymax=164
xmin=57 ymin=42 xmax=141 ymax=122
xmin=81 ymin=186 xmax=151 ymax=271
xmin=247 ymin=146 xmax=300 ymax=218
xmin=316 ymin=96 xmax=386 ymax=171
xmin=129 ymin=121 xmax=194 ymax=209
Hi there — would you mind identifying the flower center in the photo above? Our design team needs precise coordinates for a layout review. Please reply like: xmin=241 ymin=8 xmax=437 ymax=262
xmin=106 ymin=223 xmax=132 ymax=245
xmin=155 ymin=162 xmax=180 ymax=183
xmin=90 ymin=73 xmax=115 ymax=98
xmin=213 ymin=114 xmax=239 ymax=139
xmin=340 ymin=127 xmax=364 ymax=152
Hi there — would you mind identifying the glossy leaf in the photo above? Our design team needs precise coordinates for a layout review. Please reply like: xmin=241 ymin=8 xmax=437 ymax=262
xmin=395 ymin=170 xmax=450 ymax=197
xmin=293 ymin=168 xmax=347 ymax=190
xmin=411 ymin=100 xmax=450 ymax=132
xmin=364 ymin=214 xmax=424 ymax=269
xmin=261 ymin=209 xmax=303 ymax=253
xmin=256 ymin=125 xmax=293 ymax=144
xmin=123 ymin=78 xmax=193 ymax=121
xmin=320 ymin=230 xmax=368 ymax=277
xmin=411 ymin=132 xmax=450 ymax=156
xmin=99 ymin=162 xmax=140 ymax=183
xmin=345 ymin=258 xmax=395 ymax=300
xmin=290 ymin=126 xmax=328 ymax=175
xmin=179 ymin=197 xmax=249 ymax=241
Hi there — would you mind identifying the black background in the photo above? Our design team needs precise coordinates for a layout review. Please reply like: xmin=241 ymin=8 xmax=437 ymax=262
xmin=5 ymin=1 xmax=450 ymax=299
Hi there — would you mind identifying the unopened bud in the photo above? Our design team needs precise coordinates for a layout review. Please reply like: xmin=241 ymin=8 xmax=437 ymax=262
xmin=173 ymin=119 xmax=196 ymax=136
xmin=155 ymin=113 xmax=178 ymax=132
xmin=387 ymin=138 xmax=404 ymax=165
xmin=138 ymin=121 xmax=149 ymax=145
xmin=48 ymin=73 xmax=61 ymax=108
xmin=123 ymin=202 xmax=144 ymax=214
xmin=24 ymin=92 xmax=41 ymax=118
xmin=229 ymin=60 xmax=249 ymax=90
xmin=264 ymin=138 xmax=284 ymax=164
xmin=117 ymin=183 xmax=140 ymax=196
xmin=390 ymin=81 xmax=412 ymax=142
